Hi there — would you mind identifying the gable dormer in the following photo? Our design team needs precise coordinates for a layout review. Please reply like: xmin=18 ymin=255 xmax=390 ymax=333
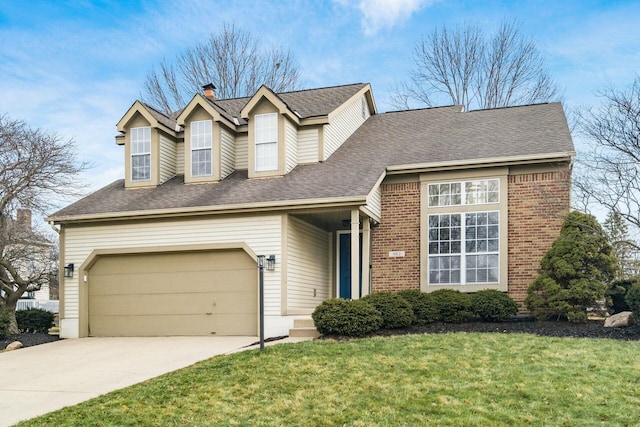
xmin=176 ymin=94 xmax=239 ymax=183
xmin=116 ymin=101 xmax=179 ymax=188
xmin=241 ymin=86 xmax=300 ymax=179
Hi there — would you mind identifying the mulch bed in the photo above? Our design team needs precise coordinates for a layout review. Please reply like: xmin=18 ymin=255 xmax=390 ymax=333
xmin=322 ymin=318 xmax=640 ymax=341
xmin=3 ymin=319 xmax=640 ymax=351
xmin=1 ymin=333 xmax=61 ymax=350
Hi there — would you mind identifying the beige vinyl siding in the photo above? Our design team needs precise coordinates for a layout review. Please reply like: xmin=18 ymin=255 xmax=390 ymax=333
xmin=235 ymin=133 xmax=248 ymax=170
xmin=159 ymin=135 xmax=177 ymax=183
xmin=323 ymin=94 xmax=370 ymax=160
xmin=285 ymin=120 xmax=298 ymax=173
xmin=286 ymin=216 xmax=331 ymax=313
xmin=63 ymin=215 xmax=282 ymax=319
xmin=297 ymin=127 xmax=318 ymax=164
xmin=221 ymin=127 xmax=235 ymax=179
xmin=365 ymin=184 xmax=382 ymax=220
xmin=176 ymin=141 xmax=185 ymax=175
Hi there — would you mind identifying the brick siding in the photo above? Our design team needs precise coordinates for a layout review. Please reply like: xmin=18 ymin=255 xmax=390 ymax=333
xmin=371 ymin=182 xmax=421 ymax=292
xmin=507 ymin=169 xmax=571 ymax=306
xmin=370 ymin=167 xmax=571 ymax=309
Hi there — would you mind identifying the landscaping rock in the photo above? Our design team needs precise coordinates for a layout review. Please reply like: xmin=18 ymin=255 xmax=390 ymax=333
xmin=605 ymin=311 xmax=635 ymax=328
xmin=5 ymin=341 xmax=23 ymax=351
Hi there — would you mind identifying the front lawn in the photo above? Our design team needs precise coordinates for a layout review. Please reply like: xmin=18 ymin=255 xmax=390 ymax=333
xmin=20 ymin=333 xmax=640 ymax=426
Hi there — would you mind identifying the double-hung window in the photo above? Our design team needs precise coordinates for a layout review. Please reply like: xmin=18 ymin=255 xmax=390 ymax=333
xmin=255 ymin=113 xmax=278 ymax=172
xmin=191 ymin=120 xmax=212 ymax=176
xmin=427 ymin=179 xmax=501 ymax=286
xmin=131 ymin=127 xmax=151 ymax=181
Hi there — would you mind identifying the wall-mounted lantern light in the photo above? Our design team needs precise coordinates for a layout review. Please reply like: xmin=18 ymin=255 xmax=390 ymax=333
xmin=64 ymin=263 xmax=74 ymax=278
xmin=266 ymin=255 xmax=276 ymax=271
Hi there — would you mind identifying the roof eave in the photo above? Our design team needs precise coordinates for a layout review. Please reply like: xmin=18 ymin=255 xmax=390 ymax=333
xmin=47 ymin=195 xmax=369 ymax=225
xmin=386 ymin=152 xmax=575 ymax=175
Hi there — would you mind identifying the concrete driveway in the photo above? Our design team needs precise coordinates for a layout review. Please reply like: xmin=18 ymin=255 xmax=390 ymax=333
xmin=0 ymin=336 xmax=258 ymax=426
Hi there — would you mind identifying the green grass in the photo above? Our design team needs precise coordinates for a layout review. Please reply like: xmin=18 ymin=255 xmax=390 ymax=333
xmin=20 ymin=333 xmax=640 ymax=426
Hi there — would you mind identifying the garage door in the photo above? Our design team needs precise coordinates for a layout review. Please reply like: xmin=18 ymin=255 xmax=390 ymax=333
xmin=88 ymin=249 xmax=257 ymax=336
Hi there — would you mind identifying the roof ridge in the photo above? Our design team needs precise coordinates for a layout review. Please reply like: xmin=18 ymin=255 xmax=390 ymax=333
xmin=276 ymin=82 xmax=367 ymax=96
xmin=141 ymin=101 xmax=174 ymax=120
xmin=467 ymin=102 xmax=557 ymax=113
xmin=383 ymin=105 xmax=462 ymax=114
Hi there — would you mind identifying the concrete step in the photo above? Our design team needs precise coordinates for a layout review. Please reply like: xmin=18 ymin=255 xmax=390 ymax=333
xmin=293 ymin=318 xmax=315 ymax=328
xmin=289 ymin=327 xmax=320 ymax=338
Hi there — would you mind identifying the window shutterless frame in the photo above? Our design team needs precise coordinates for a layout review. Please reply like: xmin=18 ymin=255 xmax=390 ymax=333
xmin=254 ymin=113 xmax=278 ymax=172
xmin=131 ymin=127 xmax=151 ymax=181
xmin=191 ymin=120 xmax=212 ymax=177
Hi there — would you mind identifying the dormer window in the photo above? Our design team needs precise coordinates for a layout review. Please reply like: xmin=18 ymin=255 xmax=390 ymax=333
xmin=131 ymin=127 xmax=151 ymax=181
xmin=255 ymin=113 xmax=278 ymax=172
xmin=191 ymin=120 xmax=212 ymax=176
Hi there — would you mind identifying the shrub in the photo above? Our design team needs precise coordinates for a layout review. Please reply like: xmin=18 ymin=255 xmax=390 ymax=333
xmin=525 ymin=211 xmax=617 ymax=323
xmin=0 ymin=309 xmax=10 ymax=339
xmin=430 ymin=289 xmax=473 ymax=323
xmin=625 ymin=285 xmax=640 ymax=319
xmin=397 ymin=289 xmax=438 ymax=325
xmin=471 ymin=290 xmax=519 ymax=322
xmin=361 ymin=292 xmax=414 ymax=329
xmin=312 ymin=298 xmax=382 ymax=337
xmin=15 ymin=308 xmax=55 ymax=333
xmin=606 ymin=280 xmax=636 ymax=314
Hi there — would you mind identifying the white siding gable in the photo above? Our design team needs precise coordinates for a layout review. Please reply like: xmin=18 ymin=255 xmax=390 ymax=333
xmin=323 ymin=94 xmax=370 ymax=160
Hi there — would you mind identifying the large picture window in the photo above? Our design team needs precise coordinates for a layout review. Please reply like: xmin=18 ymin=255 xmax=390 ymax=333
xmin=191 ymin=120 xmax=212 ymax=176
xmin=428 ymin=211 xmax=499 ymax=285
xmin=131 ymin=127 xmax=151 ymax=181
xmin=255 ymin=113 xmax=277 ymax=172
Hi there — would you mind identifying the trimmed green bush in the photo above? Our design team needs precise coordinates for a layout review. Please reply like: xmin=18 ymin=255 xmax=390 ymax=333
xmin=430 ymin=289 xmax=473 ymax=323
xmin=15 ymin=308 xmax=55 ymax=333
xmin=312 ymin=298 xmax=382 ymax=337
xmin=361 ymin=292 xmax=414 ymax=329
xmin=526 ymin=211 xmax=617 ymax=322
xmin=397 ymin=289 xmax=438 ymax=325
xmin=0 ymin=309 xmax=10 ymax=339
xmin=625 ymin=285 xmax=640 ymax=319
xmin=471 ymin=289 xmax=519 ymax=322
xmin=606 ymin=280 xmax=636 ymax=314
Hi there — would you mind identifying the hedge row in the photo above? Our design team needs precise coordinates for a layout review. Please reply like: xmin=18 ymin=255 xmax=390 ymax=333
xmin=312 ymin=289 xmax=519 ymax=337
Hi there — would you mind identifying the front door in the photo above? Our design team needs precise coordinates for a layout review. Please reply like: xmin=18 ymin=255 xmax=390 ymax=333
xmin=338 ymin=232 xmax=362 ymax=299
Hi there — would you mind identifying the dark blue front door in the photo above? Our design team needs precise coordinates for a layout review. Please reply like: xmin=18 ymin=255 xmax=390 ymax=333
xmin=339 ymin=233 xmax=362 ymax=299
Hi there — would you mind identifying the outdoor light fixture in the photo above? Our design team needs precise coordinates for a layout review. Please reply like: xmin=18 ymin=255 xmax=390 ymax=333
xmin=64 ymin=263 xmax=74 ymax=278
xmin=257 ymin=255 xmax=265 ymax=269
xmin=266 ymin=255 xmax=276 ymax=271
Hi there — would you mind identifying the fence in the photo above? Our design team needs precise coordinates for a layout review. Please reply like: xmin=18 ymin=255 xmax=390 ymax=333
xmin=16 ymin=300 xmax=59 ymax=313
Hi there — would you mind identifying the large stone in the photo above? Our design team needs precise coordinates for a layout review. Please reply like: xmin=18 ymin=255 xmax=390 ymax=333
xmin=5 ymin=341 xmax=23 ymax=351
xmin=604 ymin=311 xmax=635 ymax=328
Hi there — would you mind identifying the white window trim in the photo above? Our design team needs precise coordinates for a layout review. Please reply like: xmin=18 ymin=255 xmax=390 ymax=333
xmin=428 ymin=179 xmax=500 ymax=207
xmin=131 ymin=126 xmax=151 ymax=182
xmin=254 ymin=113 xmax=278 ymax=172
xmin=427 ymin=211 xmax=500 ymax=286
xmin=191 ymin=120 xmax=213 ymax=177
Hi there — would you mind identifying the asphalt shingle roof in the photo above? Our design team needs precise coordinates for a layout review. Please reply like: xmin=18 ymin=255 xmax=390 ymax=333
xmin=50 ymin=99 xmax=573 ymax=221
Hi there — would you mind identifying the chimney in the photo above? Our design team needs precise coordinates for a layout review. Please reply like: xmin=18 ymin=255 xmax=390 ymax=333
xmin=202 ymin=83 xmax=216 ymax=100
xmin=17 ymin=209 xmax=32 ymax=231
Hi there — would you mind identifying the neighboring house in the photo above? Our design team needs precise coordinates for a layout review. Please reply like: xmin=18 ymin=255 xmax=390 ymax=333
xmin=2 ymin=209 xmax=56 ymax=309
xmin=47 ymin=83 xmax=574 ymax=339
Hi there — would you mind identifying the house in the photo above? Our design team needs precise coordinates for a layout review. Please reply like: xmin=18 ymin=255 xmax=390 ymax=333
xmin=47 ymin=83 xmax=574 ymax=338
xmin=1 ymin=209 xmax=58 ymax=311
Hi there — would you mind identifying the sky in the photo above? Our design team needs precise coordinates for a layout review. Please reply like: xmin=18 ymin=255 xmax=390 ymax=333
xmin=1 ymin=0 xmax=639 ymax=216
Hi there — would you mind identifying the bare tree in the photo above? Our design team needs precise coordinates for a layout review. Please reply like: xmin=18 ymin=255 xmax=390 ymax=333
xmin=574 ymin=77 xmax=640 ymax=236
xmin=391 ymin=20 xmax=559 ymax=111
xmin=143 ymin=24 xmax=302 ymax=114
xmin=0 ymin=114 xmax=88 ymax=334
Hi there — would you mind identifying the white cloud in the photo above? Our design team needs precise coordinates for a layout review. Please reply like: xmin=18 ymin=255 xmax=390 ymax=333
xmin=357 ymin=0 xmax=435 ymax=36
